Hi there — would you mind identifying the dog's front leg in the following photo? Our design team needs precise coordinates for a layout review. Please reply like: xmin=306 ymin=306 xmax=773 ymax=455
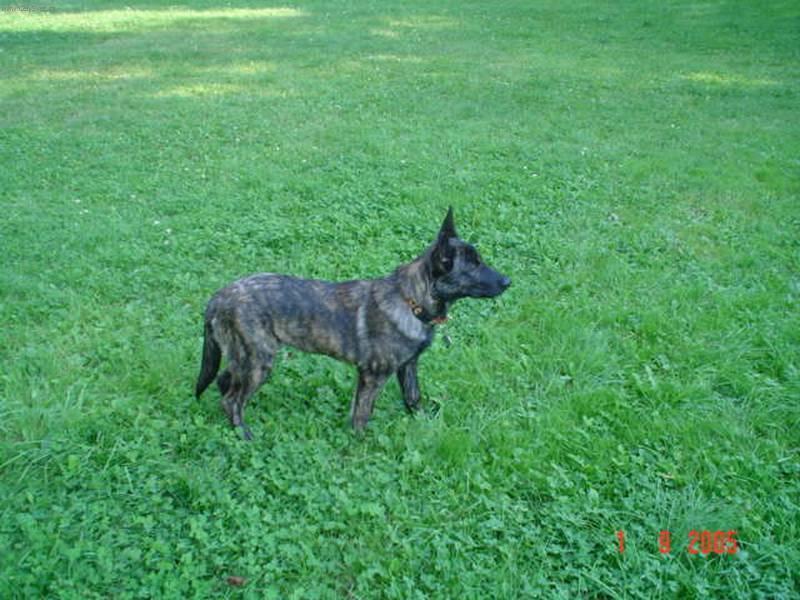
xmin=351 ymin=369 xmax=389 ymax=431
xmin=397 ymin=358 xmax=421 ymax=413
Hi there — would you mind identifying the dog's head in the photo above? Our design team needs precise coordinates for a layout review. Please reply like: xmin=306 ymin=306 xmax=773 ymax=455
xmin=430 ymin=207 xmax=511 ymax=301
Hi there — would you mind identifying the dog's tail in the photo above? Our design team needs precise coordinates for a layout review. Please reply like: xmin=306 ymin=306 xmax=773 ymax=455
xmin=195 ymin=320 xmax=221 ymax=398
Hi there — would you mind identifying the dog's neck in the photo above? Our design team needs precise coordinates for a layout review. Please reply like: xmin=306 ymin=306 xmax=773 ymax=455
xmin=393 ymin=251 xmax=449 ymax=325
xmin=405 ymin=297 xmax=448 ymax=325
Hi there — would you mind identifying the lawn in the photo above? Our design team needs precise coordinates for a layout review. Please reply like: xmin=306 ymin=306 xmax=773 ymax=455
xmin=1 ymin=0 xmax=798 ymax=597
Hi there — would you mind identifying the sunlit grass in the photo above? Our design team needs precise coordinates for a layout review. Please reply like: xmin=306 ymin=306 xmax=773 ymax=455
xmin=153 ymin=82 xmax=248 ymax=98
xmin=0 ymin=6 xmax=307 ymax=32
xmin=30 ymin=66 xmax=154 ymax=81
xmin=682 ymin=71 xmax=780 ymax=87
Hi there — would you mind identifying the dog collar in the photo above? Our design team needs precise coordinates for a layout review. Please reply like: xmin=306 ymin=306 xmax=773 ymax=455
xmin=406 ymin=298 xmax=448 ymax=325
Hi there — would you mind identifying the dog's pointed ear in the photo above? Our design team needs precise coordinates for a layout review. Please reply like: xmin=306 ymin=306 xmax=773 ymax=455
xmin=432 ymin=207 xmax=457 ymax=275
xmin=438 ymin=206 xmax=457 ymax=241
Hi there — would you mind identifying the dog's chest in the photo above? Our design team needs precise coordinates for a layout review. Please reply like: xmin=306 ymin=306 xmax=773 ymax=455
xmin=354 ymin=301 xmax=434 ymax=372
xmin=383 ymin=300 xmax=430 ymax=343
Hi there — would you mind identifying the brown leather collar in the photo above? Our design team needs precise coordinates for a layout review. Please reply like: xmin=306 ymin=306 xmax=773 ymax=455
xmin=406 ymin=298 xmax=448 ymax=325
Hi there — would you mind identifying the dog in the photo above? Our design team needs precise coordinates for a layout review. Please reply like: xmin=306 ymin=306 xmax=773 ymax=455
xmin=195 ymin=207 xmax=511 ymax=439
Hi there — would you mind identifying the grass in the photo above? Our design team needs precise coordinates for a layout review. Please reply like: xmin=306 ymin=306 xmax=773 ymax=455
xmin=1 ymin=0 xmax=798 ymax=597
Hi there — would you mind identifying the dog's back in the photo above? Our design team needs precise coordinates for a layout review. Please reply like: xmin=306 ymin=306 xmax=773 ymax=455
xmin=207 ymin=273 xmax=368 ymax=364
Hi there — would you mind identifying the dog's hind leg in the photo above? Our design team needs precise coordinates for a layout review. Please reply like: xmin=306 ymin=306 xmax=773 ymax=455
xmin=217 ymin=369 xmax=232 ymax=396
xmin=219 ymin=368 xmax=241 ymax=432
xmin=223 ymin=349 xmax=274 ymax=441
xmin=217 ymin=318 xmax=279 ymax=440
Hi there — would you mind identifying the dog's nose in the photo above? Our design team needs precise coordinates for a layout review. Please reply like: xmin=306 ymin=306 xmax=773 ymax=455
xmin=500 ymin=276 xmax=511 ymax=289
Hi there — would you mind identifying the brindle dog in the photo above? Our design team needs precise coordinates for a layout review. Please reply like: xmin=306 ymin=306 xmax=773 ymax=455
xmin=195 ymin=208 xmax=510 ymax=439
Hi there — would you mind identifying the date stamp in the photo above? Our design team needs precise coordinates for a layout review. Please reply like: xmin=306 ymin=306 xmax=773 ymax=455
xmin=617 ymin=530 xmax=738 ymax=555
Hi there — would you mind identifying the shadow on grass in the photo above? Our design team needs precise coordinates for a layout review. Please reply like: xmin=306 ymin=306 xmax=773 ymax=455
xmin=0 ymin=3 xmax=444 ymax=110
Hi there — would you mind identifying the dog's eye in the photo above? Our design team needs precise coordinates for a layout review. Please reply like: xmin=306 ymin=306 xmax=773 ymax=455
xmin=464 ymin=247 xmax=480 ymax=264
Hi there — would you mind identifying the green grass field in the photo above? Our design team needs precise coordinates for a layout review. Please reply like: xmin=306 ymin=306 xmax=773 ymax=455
xmin=1 ymin=0 xmax=798 ymax=597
